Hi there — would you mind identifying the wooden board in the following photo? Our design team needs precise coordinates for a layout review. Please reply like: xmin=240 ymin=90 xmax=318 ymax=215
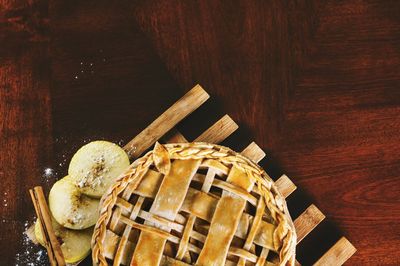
xmin=313 ymin=237 xmax=357 ymax=266
xmin=294 ymin=205 xmax=325 ymax=243
xmin=123 ymin=85 xmax=356 ymax=265
xmin=123 ymin=85 xmax=209 ymax=158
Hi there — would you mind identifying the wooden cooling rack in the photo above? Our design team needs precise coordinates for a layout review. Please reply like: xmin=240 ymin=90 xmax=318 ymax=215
xmin=121 ymin=84 xmax=356 ymax=266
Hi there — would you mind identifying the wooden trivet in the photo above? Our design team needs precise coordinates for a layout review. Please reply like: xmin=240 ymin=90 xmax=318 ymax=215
xmin=121 ymin=84 xmax=356 ymax=265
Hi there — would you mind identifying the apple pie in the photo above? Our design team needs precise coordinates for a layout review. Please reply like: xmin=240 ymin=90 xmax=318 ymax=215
xmin=92 ymin=142 xmax=296 ymax=265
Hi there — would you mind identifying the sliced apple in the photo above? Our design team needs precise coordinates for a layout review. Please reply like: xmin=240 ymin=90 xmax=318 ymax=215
xmin=49 ymin=176 xmax=99 ymax=230
xmin=34 ymin=218 xmax=92 ymax=264
xmin=68 ymin=140 xmax=130 ymax=198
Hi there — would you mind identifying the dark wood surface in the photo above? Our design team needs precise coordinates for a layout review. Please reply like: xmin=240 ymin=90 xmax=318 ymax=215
xmin=1 ymin=1 xmax=399 ymax=265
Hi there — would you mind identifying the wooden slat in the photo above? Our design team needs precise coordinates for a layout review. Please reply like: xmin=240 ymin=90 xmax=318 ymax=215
xmin=194 ymin=115 xmax=238 ymax=143
xmin=275 ymin=174 xmax=297 ymax=198
xmin=123 ymin=84 xmax=209 ymax=158
xmin=294 ymin=204 xmax=325 ymax=243
xmin=165 ymin=115 xmax=238 ymax=145
xmin=313 ymin=237 xmax=356 ymax=266
xmin=241 ymin=142 xmax=266 ymax=163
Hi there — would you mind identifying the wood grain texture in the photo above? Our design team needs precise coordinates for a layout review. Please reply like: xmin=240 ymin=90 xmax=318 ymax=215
xmin=1 ymin=0 xmax=400 ymax=265
xmin=132 ymin=1 xmax=400 ymax=264
xmin=194 ymin=114 xmax=238 ymax=143
xmin=0 ymin=4 xmax=52 ymax=260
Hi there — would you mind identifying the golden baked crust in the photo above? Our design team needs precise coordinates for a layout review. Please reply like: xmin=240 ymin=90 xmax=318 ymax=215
xmin=92 ymin=142 xmax=296 ymax=266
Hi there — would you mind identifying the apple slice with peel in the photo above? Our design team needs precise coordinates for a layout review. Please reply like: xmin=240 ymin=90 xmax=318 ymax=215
xmin=49 ymin=176 xmax=99 ymax=230
xmin=68 ymin=140 xmax=130 ymax=198
xmin=35 ymin=217 xmax=92 ymax=264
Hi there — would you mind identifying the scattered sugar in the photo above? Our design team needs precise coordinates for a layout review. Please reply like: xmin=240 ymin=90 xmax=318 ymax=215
xmin=77 ymin=178 xmax=86 ymax=188
xmin=71 ymin=212 xmax=85 ymax=225
xmin=127 ymin=146 xmax=137 ymax=157
xmin=3 ymin=189 xmax=8 ymax=208
xmin=42 ymin=167 xmax=55 ymax=185
xmin=83 ymin=138 xmax=91 ymax=144
xmin=15 ymin=220 xmax=48 ymax=265
xmin=55 ymin=136 xmax=68 ymax=144
xmin=78 ymin=154 xmax=111 ymax=189
xmin=44 ymin=168 xmax=54 ymax=176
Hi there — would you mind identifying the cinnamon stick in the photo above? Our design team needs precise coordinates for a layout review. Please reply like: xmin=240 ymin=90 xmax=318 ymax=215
xmin=29 ymin=186 xmax=66 ymax=266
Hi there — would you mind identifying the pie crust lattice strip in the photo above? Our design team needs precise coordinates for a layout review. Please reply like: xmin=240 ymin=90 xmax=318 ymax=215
xmin=92 ymin=142 xmax=297 ymax=266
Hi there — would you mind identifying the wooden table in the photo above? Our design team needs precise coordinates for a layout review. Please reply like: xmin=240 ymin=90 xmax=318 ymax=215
xmin=1 ymin=1 xmax=399 ymax=265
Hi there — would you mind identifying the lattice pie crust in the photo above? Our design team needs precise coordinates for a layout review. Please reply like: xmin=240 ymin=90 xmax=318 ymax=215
xmin=92 ymin=142 xmax=296 ymax=266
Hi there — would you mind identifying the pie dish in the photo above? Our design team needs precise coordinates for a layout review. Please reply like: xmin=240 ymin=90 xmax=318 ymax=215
xmin=92 ymin=142 xmax=296 ymax=265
